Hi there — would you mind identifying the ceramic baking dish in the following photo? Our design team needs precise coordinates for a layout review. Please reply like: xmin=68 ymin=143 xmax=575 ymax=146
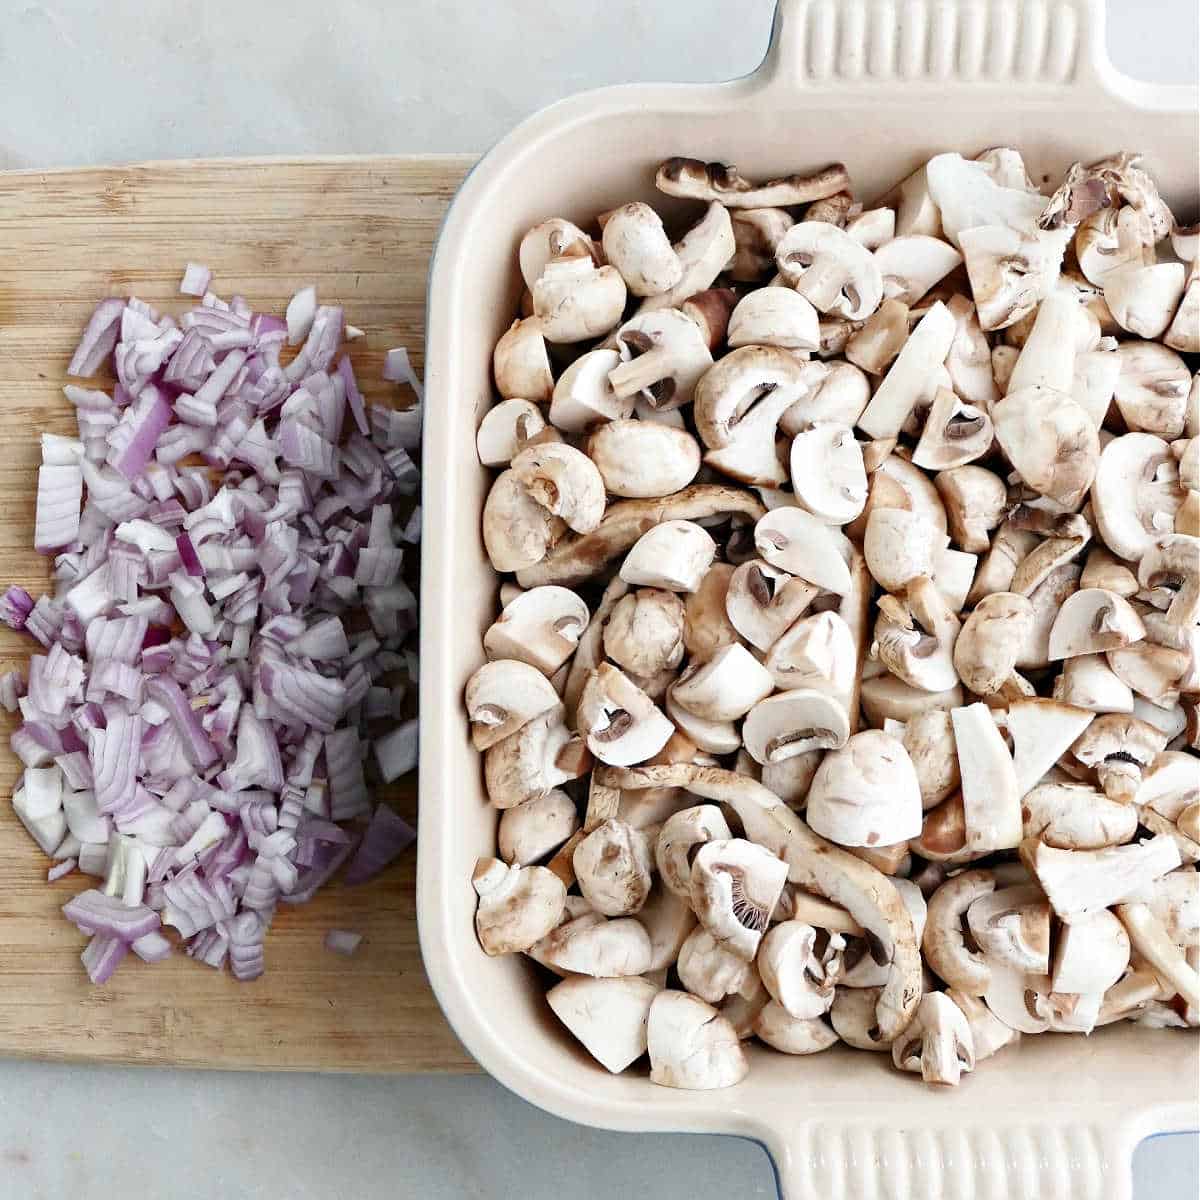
xmin=418 ymin=2 xmax=1199 ymax=1195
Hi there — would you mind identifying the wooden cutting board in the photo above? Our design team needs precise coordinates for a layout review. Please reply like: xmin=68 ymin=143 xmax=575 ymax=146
xmin=0 ymin=156 xmax=479 ymax=1072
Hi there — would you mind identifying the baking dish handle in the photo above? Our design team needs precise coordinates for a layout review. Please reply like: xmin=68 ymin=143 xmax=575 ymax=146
xmin=754 ymin=0 xmax=1113 ymax=93
xmin=767 ymin=1114 xmax=1158 ymax=1200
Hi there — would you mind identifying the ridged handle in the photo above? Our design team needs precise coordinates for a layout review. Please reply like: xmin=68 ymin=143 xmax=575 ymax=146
xmin=759 ymin=0 xmax=1105 ymax=87
xmin=769 ymin=1118 xmax=1136 ymax=1200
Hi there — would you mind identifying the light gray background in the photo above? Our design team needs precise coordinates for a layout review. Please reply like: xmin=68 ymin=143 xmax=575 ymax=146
xmin=0 ymin=1 xmax=1197 ymax=1197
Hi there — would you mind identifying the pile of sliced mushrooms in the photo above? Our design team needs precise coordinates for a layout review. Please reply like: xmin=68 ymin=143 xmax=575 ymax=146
xmin=466 ymin=149 xmax=1199 ymax=1090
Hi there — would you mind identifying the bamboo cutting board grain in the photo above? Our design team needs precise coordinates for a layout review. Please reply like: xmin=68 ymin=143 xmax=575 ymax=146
xmin=0 ymin=156 xmax=478 ymax=1072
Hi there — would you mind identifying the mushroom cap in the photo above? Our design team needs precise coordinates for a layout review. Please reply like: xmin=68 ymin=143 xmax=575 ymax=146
xmin=936 ymin=465 xmax=1007 ymax=554
xmin=465 ymin=659 xmax=560 ymax=751
xmin=1046 ymin=587 xmax=1146 ymax=660
xmin=549 ymin=348 xmax=633 ymax=434
xmin=1052 ymin=652 xmax=1136 ymax=714
xmin=789 ymin=423 xmax=868 ymax=524
xmin=1050 ymin=909 xmax=1131 ymax=994
xmin=724 ymin=559 xmax=818 ymax=653
xmin=1112 ymin=342 xmax=1191 ymax=438
xmin=483 ymin=585 xmax=590 ymax=677
xmin=1017 ymin=563 xmax=1084 ymax=669
xmin=911 ymin=387 xmax=993 ymax=472
xmin=690 ymin=837 xmax=789 ymax=960
xmin=677 ymin=926 xmax=756 ymax=1004
xmin=620 ymin=519 xmax=716 ymax=593
xmin=775 ymin=221 xmax=884 ymax=320
xmin=493 ymin=317 xmax=553 ymax=402
xmin=757 ymin=921 xmax=841 ymax=1019
xmin=754 ymin=507 xmax=853 ymax=594
xmin=476 ymin=398 xmax=547 ymax=467
xmin=601 ymin=202 xmax=683 ymax=298
xmin=646 ymin=989 xmax=749 ymax=1090
xmin=1091 ymin=432 xmax=1184 ymax=562
xmin=671 ymin=642 xmax=775 ymax=722
xmin=483 ymin=705 xmax=584 ymax=810
xmin=510 ymin=442 xmax=606 ymax=535
xmin=871 ymin=578 xmax=961 ymax=694
xmin=782 ymin=360 xmax=871 ymax=434
xmin=846 ymin=207 xmax=897 ymax=250
xmin=753 ymin=1003 xmax=839 ymax=1054
xmin=655 ymin=804 xmax=733 ymax=899
xmin=845 ymin=297 xmax=910 ymax=376
xmin=1104 ymin=261 xmax=1187 ymax=340
xmin=473 ymin=858 xmax=567 ymax=956
xmin=637 ymin=201 xmax=735 ymax=313
xmin=576 ymin=663 xmax=674 ymax=767
xmin=585 ymin=420 xmax=701 ymax=499
xmin=965 ymin=883 xmax=1052 ymax=975
xmin=892 ymin=990 xmax=976 ymax=1086
xmin=805 ymin=730 xmax=922 ymax=847
xmin=603 ymin=589 xmax=686 ymax=679
xmin=859 ymin=673 xmax=964 ymax=725
xmin=497 ymin=788 xmax=580 ymax=866
xmin=573 ymin=818 xmax=654 ymax=917
xmin=532 ymin=913 xmax=655 ymax=977
xmin=992 ymin=384 xmax=1100 ymax=508
xmin=532 ymin=257 xmax=628 ymax=344
xmin=727 ymin=286 xmax=820 ymax=351
xmin=547 ymin=975 xmax=659 ymax=1074
xmin=664 ymin=686 xmax=741 ymax=755
xmin=863 ymin=507 xmax=946 ymax=594
xmin=1138 ymin=534 xmax=1200 ymax=627
xmin=743 ymin=689 xmax=850 ymax=765
xmin=764 ymin=610 xmax=857 ymax=704
xmin=481 ymin=469 xmax=566 ymax=574
xmin=952 ymin=592 xmax=1035 ymax=697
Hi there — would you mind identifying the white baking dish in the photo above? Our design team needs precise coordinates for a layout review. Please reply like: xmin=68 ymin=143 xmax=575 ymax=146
xmin=418 ymin=2 xmax=1199 ymax=1196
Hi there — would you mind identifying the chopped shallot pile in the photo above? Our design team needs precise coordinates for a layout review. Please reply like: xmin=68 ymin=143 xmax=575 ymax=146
xmin=1 ymin=267 xmax=422 ymax=983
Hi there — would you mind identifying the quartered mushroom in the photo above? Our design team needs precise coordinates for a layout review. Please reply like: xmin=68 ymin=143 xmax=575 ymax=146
xmin=620 ymin=519 xmax=716 ymax=592
xmin=1070 ymin=712 xmax=1168 ymax=802
xmin=483 ymin=705 xmax=589 ymax=809
xmin=690 ymin=838 xmax=789 ymax=961
xmin=576 ymin=663 xmax=674 ymax=767
xmin=727 ymin=287 xmax=820 ymax=351
xmin=755 ymin=507 xmax=852 ymax=593
xmin=966 ymin=883 xmax=1051 ymax=976
xmin=1091 ymin=432 xmax=1185 ymax=562
xmin=473 ymin=857 xmax=566 ymax=955
xmin=724 ymin=559 xmax=817 ymax=652
xmin=646 ymin=989 xmax=749 ymax=1090
xmin=753 ymin=1004 xmax=839 ymax=1055
xmin=757 ymin=920 xmax=844 ymax=1019
xmin=602 ymin=589 xmax=686 ymax=679
xmin=547 ymin=975 xmax=659 ymax=1074
xmin=608 ymin=309 xmax=714 ymax=411
xmin=519 ymin=218 xmax=597 ymax=291
xmin=1006 ymin=699 xmax=1096 ymax=797
xmin=573 ymin=818 xmax=654 ymax=917
xmin=677 ymin=927 xmax=758 ymax=1005
xmin=743 ymin=689 xmax=850 ymax=765
xmin=532 ymin=913 xmax=654 ymax=978
xmin=476 ymin=398 xmax=548 ymax=467
xmin=951 ymin=703 xmax=1022 ymax=854
xmin=600 ymin=202 xmax=683 ymax=297
xmin=483 ymin=585 xmax=590 ymax=676
xmin=871 ymin=576 xmax=961 ymax=693
xmin=498 ymin=789 xmax=580 ymax=866
xmin=549 ymin=348 xmax=632 ymax=433
xmin=671 ymin=642 xmax=775 ymax=722
xmin=464 ymin=659 xmax=560 ymax=750
xmin=532 ymin=255 xmax=627 ymax=344
xmin=482 ymin=469 xmax=566 ymax=573
xmin=892 ymin=991 xmax=975 ymax=1087
xmin=585 ymin=420 xmax=701 ymax=498
xmin=493 ymin=317 xmax=554 ymax=402
xmin=775 ymin=221 xmax=884 ymax=321
xmin=655 ymin=804 xmax=733 ymax=899
xmin=764 ymin=611 xmax=858 ymax=710
xmin=952 ymin=592 xmax=1034 ymax=698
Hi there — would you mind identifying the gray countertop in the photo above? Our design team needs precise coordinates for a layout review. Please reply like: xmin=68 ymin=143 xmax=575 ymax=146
xmin=0 ymin=1 xmax=1197 ymax=1197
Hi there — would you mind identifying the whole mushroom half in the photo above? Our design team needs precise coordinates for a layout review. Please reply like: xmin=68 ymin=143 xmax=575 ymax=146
xmin=466 ymin=148 xmax=1200 ymax=1092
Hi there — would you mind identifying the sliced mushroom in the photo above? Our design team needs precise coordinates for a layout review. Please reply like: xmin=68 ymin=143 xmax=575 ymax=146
xmin=755 ymin=507 xmax=852 ymax=594
xmin=1006 ymin=698 xmax=1096 ymax=796
xmin=1112 ymin=342 xmax=1191 ymax=439
xmin=476 ymin=399 xmax=548 ymax=468
xmin=481 ymin=469 xmax=566 ymax=573
xmin=958 ymin=223 xmax=1072 ymax=331
xmin=498 ymin=789 xmax=580 ymax=866
xmin=829 ymin=986 xmax=893 ymax=1052
xmin=637 ymin=202 xmax=736 ymax=313
xmin=510 ymin=443 xmax=605 ymax=535
xmin=655 ymin=804 xmax=733 ymax=900
xmin=727 ymin=287 xmax=820 ymax=351
xmin=992 ymin=385 xmax=1099 ymax=508
xmin=944 ymin=294 xmax=1000 ymax=410
xmin=911 ymin=388 xmax=993 ymax=471
xmin=859 ymin=673 xmax=964 ymax=726
xmin=892 ymin=991 xmax=975 ymax=1087
xmin=519 ymin=218 xmax=596 ymax=291
xmin=1138 ymin=534 xmax=1200 ymax=627
xmin=1114 ymin=901 xmax=1200 ymax=1009
xmin=936 ymin=466 xmax=1008 ymax=554
xmin=549 ymin=348 xmax=633 ymax=433
xmin=484 ymin=585 xmax=590 ymax=676
xmin=840 ymin=878 xmax=926 ymax=987
xmin=1071 ymin=712 xmax=1168 ymax=803
xmin=857 ymin=301 xmax=957 ymax=440
xmin=1051 ymin=651 xmax=1135 ymax=713
xmin=671 ymin=642 xmax=774 ymax=722
xmin=693 ymin=344 xmax=809 ymax=450
xmin=775 ymin=221 xmax=884 ymax=321
xmin=576 ymin=663 xmax=674 ymax=767
xmin=603 ymin=589 xmax=686 ymax=678
xmin=923 ymin=870 xmax=996 ymax=994
xmin=484 ymin=705 xmax=588 ymax=809
xmin=743 ymin=689 xmax=850 ymax=765
xmin=781 ymin=360 xmax=870 ymax=434
xmin=1091 ymin=433 xmax=1184 ymax=563
xmin=532 ymin=256 xmax=627 ymax=344
xmin=945 ymin=989 xmax=1020 ymax=1061
xmin=953 ymin=592 xmax=1034 ymax=698
xmin=951 ymin=702 xmax=1022 ymax=853
xmin=1021 ymin=835 xmax=1182 ymax=922
xmin=764 ymin=611 xmax=857 ymax=709
xmin=493 ymin=317 xmax=554 ymax=402
xmin=724 ymin=559 xmax=817 ymax=652
xmin=473 ymin=857 xmax=566 ymax=955
xmin=758 ymin=921 xmax=843 ymax=1019
xmin=646 ymin=989 xmax=748 ymax=1090
xmin=585 ymin=420 xmax=701 ymax=498
xmin=966 ymin=883 xmax=1051 ymax=975
xmin=465 ymin=659 xmax=560 ymax=751
xmin=871 ymin=576 xmax=960 ymax=693
xmin=1051 ymin=908 xmax=1131 ymax=993
xmin=789 ymin=423 xmax=868 ymax=524
xmin=1046 ymin=587 xmax=1145 ymax=661
xmin=619 ymin=519 xmax=716 ymax=593
xmin=677 ymin=927 xmax=757 ymax=1004
xmin=608 ymin=309 xmax=714 ymax=411
xmin=547 ymin=975 xmax=659 ymax=1073
xmin=1080 ymin=545 xmax=1140 ymax=596
xmin=601 ymin=202 xmax=683 ymax=297
xmin=573 ymin=818 xmax=654 ymax=917
xmin=1106 ymin=641 xmax=1189 ymax=708
xmin=690 ymin=838 xmax=789 ymax=961
xmin=655 ymin=157 xmax=850 ymax=210
xmin=805 ymin=730 xmax=922 ymax=848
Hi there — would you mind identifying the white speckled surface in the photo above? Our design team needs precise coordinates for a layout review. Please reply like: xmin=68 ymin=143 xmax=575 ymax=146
xmin=0 ymin=1 xmax=1196 ymax=1196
